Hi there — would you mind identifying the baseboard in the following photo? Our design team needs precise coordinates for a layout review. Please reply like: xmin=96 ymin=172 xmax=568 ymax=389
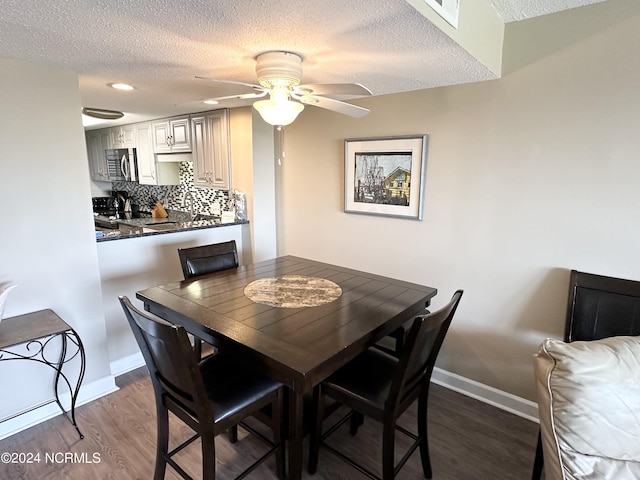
xmin=106 ymin=355 xmax=540 ymax=423
xmin=432 ymin=367 xmax=539 ymax=423
xmin=0 ymin=359 xmax=538 ymax=440
xmin=109 ymin=351 xmax=145 ymax=377
xmin=0 ymin=375 xmax=118 ymax=440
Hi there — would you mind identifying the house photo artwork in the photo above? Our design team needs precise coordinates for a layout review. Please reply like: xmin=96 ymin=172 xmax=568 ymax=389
xmin=344 ymin=135 xmax=428 ymax=220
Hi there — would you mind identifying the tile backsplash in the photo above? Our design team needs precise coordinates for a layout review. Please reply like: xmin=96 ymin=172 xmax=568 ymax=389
xmin=112 ymin=162 xmax=231 ymax=215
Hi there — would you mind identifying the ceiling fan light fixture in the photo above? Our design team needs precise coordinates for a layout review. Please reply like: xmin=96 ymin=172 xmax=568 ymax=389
xmin=253 ymin=87 xmax=303 ymax=126
xmin=254 ymin=99 xmax=304 ymax=126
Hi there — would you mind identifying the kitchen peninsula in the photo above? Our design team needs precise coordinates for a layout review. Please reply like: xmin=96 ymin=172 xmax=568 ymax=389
xmin=94 ymin=209 xmax=247 ymax=241
xmin=95 ymin=210 xmax=250 ymax=373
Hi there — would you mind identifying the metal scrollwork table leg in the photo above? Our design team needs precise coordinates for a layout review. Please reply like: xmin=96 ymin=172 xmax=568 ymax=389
xmin=0 ymin=309 xmax=86 ymax=439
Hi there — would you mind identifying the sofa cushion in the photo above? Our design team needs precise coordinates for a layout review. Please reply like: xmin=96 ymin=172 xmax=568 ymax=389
xmin=534 ymin=336 xmax=640 ymax=480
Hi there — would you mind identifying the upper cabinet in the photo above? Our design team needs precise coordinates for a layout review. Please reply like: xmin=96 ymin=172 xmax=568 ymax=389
xmin=191 ymin=109 xmax=231 ymax=190
xmin=135 ymin=122 xmax=179 ymax=186
xmin=85 ymin=111 xmax=231 ymax=189
xmin=86 ymin=129 xmax=111 ymax=182
xmin=152 ymin=115 xmax=191 ymax=153
xmin=110 ymin=124 xmax=136 ymax=149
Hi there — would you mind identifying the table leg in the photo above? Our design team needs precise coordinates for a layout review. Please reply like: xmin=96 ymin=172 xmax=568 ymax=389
xmin=67 ymin=329 xmax=86 ymax=439
xmin=52 ymin=333 xmax=69 ymax=417
xmin=52 ymin=330 xmax=86 ymax=440
xmin=288 ymin=389 xmax=305 ymax=480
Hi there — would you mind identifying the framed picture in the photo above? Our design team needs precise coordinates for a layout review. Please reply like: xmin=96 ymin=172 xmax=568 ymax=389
xmin=344 ymin=135 xmax=428 ymax=220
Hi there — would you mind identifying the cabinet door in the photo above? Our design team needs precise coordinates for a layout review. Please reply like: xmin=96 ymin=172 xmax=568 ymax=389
xmin=191 ymin=110 xmax=230 ymax=189
xmin=135 ymin=122 xmax=157 ymax=185
xmin=191 ymin=115 xmax=208 ymax=186
xmin=152 ymin=115 xmax=191 ymax=153
xmin=86 ymin=129 xmax=109 ymax=181
xmin=152 ymin=120 xmax=171 ymax=153
xmin=169 ymin=117 xmax=191 ymax=152
xmin=205 ymin=111 xmax=230 ymax=189
xmin=120 ymin=124 xmax=136 ymax=147
xmin=136 ymin=122 xmax=180 ymax=185
xmin=110 ymin=125 xmax=136 ymax=149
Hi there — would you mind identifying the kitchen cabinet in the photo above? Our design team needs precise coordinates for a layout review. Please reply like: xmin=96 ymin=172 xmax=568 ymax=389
xmin=86 ymin=129 xmax=111 ymax=182
xmin=134 ymin=122 xmax=179 ymax=185
xmin=152 ymin=115 xmax=191 ymax=153
xmin=191 ymin=109 xmax=230 ymax=189
xmin=110 ymin=124 xmax=136 ymax=149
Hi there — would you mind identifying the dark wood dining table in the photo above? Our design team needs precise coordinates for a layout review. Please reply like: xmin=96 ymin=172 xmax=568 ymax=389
xmin=136 ymin=255 xmax=437 ymax=480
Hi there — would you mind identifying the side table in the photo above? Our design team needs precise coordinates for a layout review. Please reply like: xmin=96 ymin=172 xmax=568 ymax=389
xmin=0 ymin=309 xmax=86 ymax=439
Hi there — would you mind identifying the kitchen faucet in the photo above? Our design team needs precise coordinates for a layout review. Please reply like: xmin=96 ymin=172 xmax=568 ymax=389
xmin=181 ymin=191 xmax=196 ymax=220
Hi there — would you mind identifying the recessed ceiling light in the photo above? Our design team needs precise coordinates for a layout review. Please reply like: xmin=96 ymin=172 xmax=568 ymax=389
xmin=108 ymin=83 xmax=135 ymax=91
xmin=203 ymin=99 xmax=219 ymax=105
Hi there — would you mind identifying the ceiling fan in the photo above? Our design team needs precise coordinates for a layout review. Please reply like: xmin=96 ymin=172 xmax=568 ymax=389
xmin=196 ymin=51 xmax=372 ymax=126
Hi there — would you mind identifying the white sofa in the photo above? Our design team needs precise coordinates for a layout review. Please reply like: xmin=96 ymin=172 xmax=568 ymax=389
xmin=534 ymin=336 xmax=640 ymax=480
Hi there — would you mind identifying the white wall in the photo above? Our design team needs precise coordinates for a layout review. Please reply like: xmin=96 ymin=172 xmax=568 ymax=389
xmin=229 ymin=107 xmax=278 ymax=264
xmin=275 ymin=2 xmax=640 ymax=401
xmin=0 ymin=58 xmax=114 ymax=431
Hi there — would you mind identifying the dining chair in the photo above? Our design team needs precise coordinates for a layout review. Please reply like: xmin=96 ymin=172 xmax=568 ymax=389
xmin=119 ymin=296 xmax=286 ymax=480
xmin=373 ymin=308 xmax=430 ymax=358
xmin=308 ymin=290 xmax=463 ymax=480
xmin=532 ymin=270 xmax=640 ymax=480
xmin=178 ymin=240 xmax=239 ymax=280
xmin=177 ymin=240 xmax=239 ymax=360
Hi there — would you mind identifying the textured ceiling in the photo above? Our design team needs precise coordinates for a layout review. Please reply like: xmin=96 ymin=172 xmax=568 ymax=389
xmin=0 ymin=0 xmax=607 ymax=127
xmin=490 ymin=0 xmax=606 ymax=21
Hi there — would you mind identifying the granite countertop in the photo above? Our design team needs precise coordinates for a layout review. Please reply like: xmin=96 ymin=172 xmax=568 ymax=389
xmin=95 ymin=209 xmax=248 ymax=242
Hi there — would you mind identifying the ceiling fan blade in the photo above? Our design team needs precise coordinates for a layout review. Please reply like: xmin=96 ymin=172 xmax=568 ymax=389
xmin=295 ymin=83 xmax=372 ymax=96
xmin=204 ymin=91 xmax=268 ymax=102
xmin=195 ymin=76 xmax=266 ymax=92
xmin=296 ymin=95 xmax=370 ymax=118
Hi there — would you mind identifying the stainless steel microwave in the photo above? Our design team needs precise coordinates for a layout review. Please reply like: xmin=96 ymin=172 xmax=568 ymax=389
xmin=105 ymin=148 xmax=138 ymax=182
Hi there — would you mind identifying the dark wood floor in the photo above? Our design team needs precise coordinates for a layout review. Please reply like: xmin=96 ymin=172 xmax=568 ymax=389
xmin=0 ymin=367 xmax=539 ymax=479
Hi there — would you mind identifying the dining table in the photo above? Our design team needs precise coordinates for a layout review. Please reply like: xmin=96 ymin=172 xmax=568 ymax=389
xmin=136 ymin=255 xmax=437 ymax=480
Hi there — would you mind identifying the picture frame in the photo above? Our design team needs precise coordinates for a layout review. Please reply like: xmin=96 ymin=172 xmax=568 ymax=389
xmin=344 ymin=135 xmax=428 ymax=220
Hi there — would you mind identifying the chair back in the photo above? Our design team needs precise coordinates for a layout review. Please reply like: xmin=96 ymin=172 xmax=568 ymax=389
xmin=389 ymin=290 xmax=463 ymax=411
xmin=178 ymin=240 xmax=239 ymax=280
xmin=565 ymin=270 xmax=640 ymax=342
xmin=119 ymin=296 xmax=212 ymax=424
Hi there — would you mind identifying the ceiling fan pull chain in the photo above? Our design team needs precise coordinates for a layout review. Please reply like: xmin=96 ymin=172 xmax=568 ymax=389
xmin=277 ymin=126 xmax=285 ymax=166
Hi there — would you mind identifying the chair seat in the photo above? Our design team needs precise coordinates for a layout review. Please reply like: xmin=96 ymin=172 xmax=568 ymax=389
xmin=324 ymin=348 xmax=398 ymax=415
xmin=199 ymin=354 xmax=281 ymax=425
